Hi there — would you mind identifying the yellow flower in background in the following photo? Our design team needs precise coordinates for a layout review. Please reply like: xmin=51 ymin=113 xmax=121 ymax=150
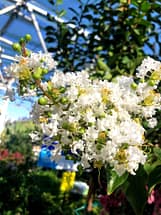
xmin=60 ymin=171 xmax=76 ymax=193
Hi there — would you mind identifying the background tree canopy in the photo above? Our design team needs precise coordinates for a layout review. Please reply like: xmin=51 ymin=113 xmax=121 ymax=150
xmin=2 ymin=120 xmax=36 ymax=157
xmin=45 ymin=0 xmax=161 ymax=78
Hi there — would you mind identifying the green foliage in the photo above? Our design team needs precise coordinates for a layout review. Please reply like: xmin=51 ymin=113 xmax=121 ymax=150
xmin=122 ymin=166 xmax=148 ymax=215
xmin=3 ymin=120 xmax=36 ymax=157
xmin=107 ymin=170 xmax=129 ymax=195
xmin=0 ymin=160 xmax=30 ymax=214
xmin=26 ymin=170 xmax=62 ymax=215
xmin=46 ymin=0 xmax=161 ymax=76
xmin=0 ymin=161 xmax=87 ymax=215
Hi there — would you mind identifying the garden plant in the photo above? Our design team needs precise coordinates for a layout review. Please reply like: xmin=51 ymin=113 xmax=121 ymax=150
xmin=2 ymin=0 xmax=161 ymax=215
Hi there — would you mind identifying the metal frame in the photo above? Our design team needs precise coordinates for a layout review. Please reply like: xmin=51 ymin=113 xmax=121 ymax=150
xmin=0 ymin=0 xmax=48 ymax=54
xmin=0 ymin=0 xmax=50 ymax=131
xmin=0 ymin=0 xmax=89 ymax=65
xmin=0 ymin=0 xmax=50 ymax=95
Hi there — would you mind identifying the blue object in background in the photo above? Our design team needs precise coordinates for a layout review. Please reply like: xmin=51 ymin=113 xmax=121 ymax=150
xmin=37 ymin=144 xmax=79 ymax=171
xmin=37 ymin=146 xmax=57 ymax=169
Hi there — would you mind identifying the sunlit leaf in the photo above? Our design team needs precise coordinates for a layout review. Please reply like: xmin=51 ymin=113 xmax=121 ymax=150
xmin=58 ymin=9 xmax=66 ymax=17
xmin=56 ymin=0 xmax=63 ymax=5
xmin=107 ymin=171 xmax=128 ymax=195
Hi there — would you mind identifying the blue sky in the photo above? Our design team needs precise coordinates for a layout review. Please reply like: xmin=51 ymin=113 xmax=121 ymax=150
xmin=7 ymin=100 xmax=32 ymax=121
xmin=0 ymin=96 xmax=32 ymax=122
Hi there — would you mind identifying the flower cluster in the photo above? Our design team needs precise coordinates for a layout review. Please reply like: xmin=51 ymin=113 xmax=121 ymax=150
xmin=0 ymin=149 xmax=24 ymax=164
xmin=7 ymin=53 xmax=161 ymax=176
xmin=5 ymin=52 xmax=56 ymax=96
xmin=6 ymin=52 xmax=56 ymax=80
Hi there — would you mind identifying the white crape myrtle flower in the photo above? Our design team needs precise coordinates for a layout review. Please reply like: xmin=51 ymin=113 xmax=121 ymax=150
xmin=147 ymin=118 xmax=158 ymax=128
xmin=30 ymin=102 xmax=44 ymax=122
xmin=108 ymin=119 xmax=144 ymax=146
xmin=137 ymin=83 xmax=160 ymax=104
xmin=83 ymin=126 xmax=99 ymax=142
xmin=10 ymin=56 xmax=159 ymax=176
xmin=66 ymin=86 xmax=79 ymax=102
xmin=99 ymin=140 xmax=118 ymax=163
xmin=136 ymin=82 xmax=153 ymax=97
xmin=48 ymin=114 xmax=60 ymax=136
xmin=84 ymin=109 xmax=96 ymax=123
xmin=141 ymin=106 xmax=157 ymax=118
xmin=81 ymin=154 xmax=91 ymax=168
xmin=97 ymin=117 xmax=111 ymax=131
xmin=136 ymin=56 xmax=161 ymax=79
xmin=109 ymin=78 xmax=140 ymax=113
xmin=29 ymin=131 xmax=41 ymax=142
xmin=50 ymin=71 xmax=64 ymax=86
xmin=27 ymin=52 xmax=57 ymax=70
xmin=126 ymin=146 xmax=147 ymax=174
xmin=6 ymin=52 xmax=56 ymax=78
xmin=50 ymin=143 xmax=63 ymax=162
xmin=111 ymin=146 xmax=147 ymax=176
xmin=71 ymin=139 xmax=85 ymax=155
xmin=60 ymin=130 xmax=73 ymax=145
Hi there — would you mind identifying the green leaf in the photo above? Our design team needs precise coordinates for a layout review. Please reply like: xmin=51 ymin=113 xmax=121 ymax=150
xmin=141 ymin=2 xmax=151 ymax=12
xmin=144 ymin=147 xmax=161 ymax=175
xmin=97 ymin=58 xmax=110 ymax=72
xmin=144 ymin=160 xmax=161 ymax=175
xmin=124 ymin=166 xmax=148 ymax=215
xmin=131 ymin=0 xmax=139 ymax=7
xmin=69 ymin=7 xmax=79 ymax=16
xmin=58 ymin=9 xmax=66 ymax=17
xmin=154 ymin=147 xmax=161 ymax=161
xmin=56 ymin=0 xmax=63 ymax=5
xmin=148 ymin=165 xmax=161 ymax=192
xmin=133 ymin=29 xmax=140 ymax=35
xmin=122 ymin=56 xmax=130 ymax=64
xmin=107 ymin=171 xmax=128 ymax=195
xmin=45 ymin=36 xmax=55 ymax=43
xmin=103 ymin=72 xmax=112 ymax=80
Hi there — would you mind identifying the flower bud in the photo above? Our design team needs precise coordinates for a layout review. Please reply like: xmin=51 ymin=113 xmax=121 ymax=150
xmin=12 ymin=43 xmax=21 ymax=52
xmin=38 ymin=96 xmax=48 ymax=105
xmin=32 ymin=67 xmax=43 ymax=80
xmin=25 ymin=34 xmax=32 ymax=42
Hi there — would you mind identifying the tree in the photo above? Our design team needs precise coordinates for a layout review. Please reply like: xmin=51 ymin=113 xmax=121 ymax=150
xmin=45 ymin=0 xmax=161 ymax=77
xmin=44 ymin=3 xmax=161 ymax=213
